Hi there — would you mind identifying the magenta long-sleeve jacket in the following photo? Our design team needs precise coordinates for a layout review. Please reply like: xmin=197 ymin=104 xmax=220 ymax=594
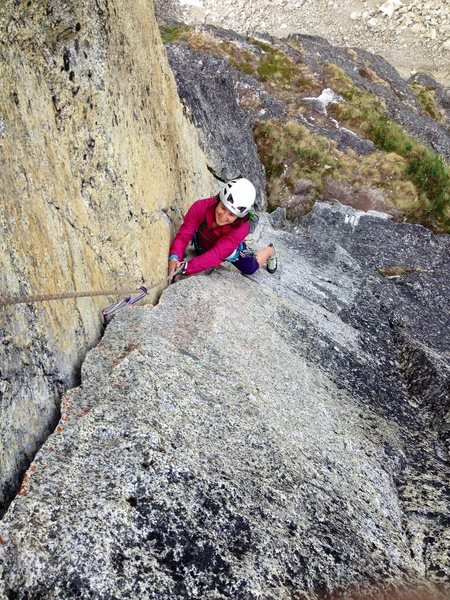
xmin=169 ymin=197 xmax=250 ymax=275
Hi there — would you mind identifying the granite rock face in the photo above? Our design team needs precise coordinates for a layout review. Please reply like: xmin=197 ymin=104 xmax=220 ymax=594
xmin=165 ymin=41 xmax=272 ymax=210
xmin=0 ymin=0 xmax=213 ymax=513
xmin=1 ymin=204 xmax=448 ymax=598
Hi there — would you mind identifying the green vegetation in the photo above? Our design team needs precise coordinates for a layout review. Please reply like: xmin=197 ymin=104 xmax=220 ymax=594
xmin=249 ymin=38 xmax=319 ymax=98
xmin=253 ymin=119 xmax=418 ymax=215
xmin=159 ymin=24 xmax=192 ymax=44
xmin=220 ymin=43 xmax=256 ymax=75
xmin=159 ymin=28 xmax=319 ymax=110
xmin=324 ymin=64 xmax=450 ymax=231
xmin=409 ymin=82 xmax=446 ymax=123
xmin=159 ymin=25 xmax=449 ymax=232
xmin=253 ymin=44 xmax=296 ymax=82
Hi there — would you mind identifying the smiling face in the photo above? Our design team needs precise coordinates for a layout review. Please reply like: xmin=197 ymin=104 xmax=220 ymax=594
xmin=215 ymin=201 xmax=238 ymax=226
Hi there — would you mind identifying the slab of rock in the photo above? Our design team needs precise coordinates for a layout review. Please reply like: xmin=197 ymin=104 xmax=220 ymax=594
xmin=1 ymin=205 xmax=448 ymax=598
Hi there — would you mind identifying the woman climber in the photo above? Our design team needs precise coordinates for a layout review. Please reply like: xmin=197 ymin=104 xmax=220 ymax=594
xmin=167 ymin=178 xmax=277 ymax=281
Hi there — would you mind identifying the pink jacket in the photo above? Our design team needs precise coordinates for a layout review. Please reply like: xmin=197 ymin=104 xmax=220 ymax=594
xmin=169 ymin=197 xmax=250 ymax=275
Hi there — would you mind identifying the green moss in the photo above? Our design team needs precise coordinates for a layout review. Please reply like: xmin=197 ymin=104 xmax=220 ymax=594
xmin=257 ymin=52 xmax=295 ymax=82
xmin=250 ymin=39 xmax=275 ymax=53
xmin=220 ymin=43 xmax=256 ymax=76
xmin=248 ymin=38 xmax=318 ymax=96
xmin=324 ymin=64 xmax=450 ymax=231
xmin=409 ymin=82 xmax=445 ymax=123
xmin=232 ymin=61 xmax=254 ymax=75
xmin=377 ymin=266 xmax=430 ymax=277
xmin=159 ymin=24 xmax=192 ymax=43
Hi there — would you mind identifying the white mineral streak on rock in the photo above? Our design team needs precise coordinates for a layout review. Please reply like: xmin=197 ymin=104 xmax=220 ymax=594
xmin=366 ymin=210 xmax=393 ymax=219
xmin=301 ymin=87 xmax=344 ymax=114
xmin=344 ymin=211 xmax=362 ymax=230
xmin=379 ymin=0 xmax=403 ymax=18
xmin=340 ymin=127 xmax=360 ymax=137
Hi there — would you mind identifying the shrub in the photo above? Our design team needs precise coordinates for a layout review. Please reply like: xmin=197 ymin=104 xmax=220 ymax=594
xmin=159 ymin=25 xmax=192 ymax=44
xmin=324 ymin=64 xmax=450 ymax=231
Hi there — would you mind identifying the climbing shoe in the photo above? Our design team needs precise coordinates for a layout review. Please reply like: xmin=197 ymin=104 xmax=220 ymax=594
xmin=266 ymin=244 xmax=277 ymax=274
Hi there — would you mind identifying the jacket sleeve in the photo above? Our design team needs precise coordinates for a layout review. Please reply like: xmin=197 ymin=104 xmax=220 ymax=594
xmin=186 ymin=221 xmax=250 ymax=275
xmin=168 ymin=200 xmax=206 ymax=261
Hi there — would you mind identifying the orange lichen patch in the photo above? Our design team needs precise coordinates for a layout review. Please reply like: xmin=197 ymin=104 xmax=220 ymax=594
xmin=0 ymin=535 xmax=5 ymax=545
xmin=60 ymin=394 xmax=74 ymax=423
xmin=31 ymin=465 xmax=38 ymax=472
xmin=76 ymin=407 xmax=91 ymax=419
xmin=19 ymin=474 xmax=29 ymax=496
xmin=97 ymin=342 xmax=104 ymax=348
xmin=56 ymin=425 xmax=63 ymax=433
xmin=112 ymin=345 xmax=139 ymax=366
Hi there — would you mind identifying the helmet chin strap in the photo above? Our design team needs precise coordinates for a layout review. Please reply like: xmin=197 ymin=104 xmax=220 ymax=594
xmin=206 ymin=165 xmax=243 ymax=184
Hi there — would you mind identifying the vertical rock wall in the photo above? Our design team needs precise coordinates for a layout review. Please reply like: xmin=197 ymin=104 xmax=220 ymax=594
xmin=0 ymin=0 xmax=212 ymax=512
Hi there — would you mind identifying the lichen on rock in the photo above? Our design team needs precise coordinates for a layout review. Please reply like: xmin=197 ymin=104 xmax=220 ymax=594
xmin=0 ymin=0 xmax=213 ymax=512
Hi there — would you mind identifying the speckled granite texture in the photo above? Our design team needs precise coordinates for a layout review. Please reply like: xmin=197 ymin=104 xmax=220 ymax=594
xmin=0 ymin=205 xmax=448 ymax=599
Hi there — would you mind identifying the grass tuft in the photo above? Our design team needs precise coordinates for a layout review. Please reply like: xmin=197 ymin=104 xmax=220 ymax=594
xmin=159 ymin=24 xmax=192 ymax=44
xmin=377 ymin=266 xmax=431 ymax=277
xmin=409 ymin=82 xmax=446 ymax=123
xmin=324 ymin=64 xmax=450 ymax=231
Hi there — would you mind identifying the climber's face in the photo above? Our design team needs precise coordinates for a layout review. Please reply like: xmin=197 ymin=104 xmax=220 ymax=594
xmin=215 ymin=201 xmax=238 ymax=226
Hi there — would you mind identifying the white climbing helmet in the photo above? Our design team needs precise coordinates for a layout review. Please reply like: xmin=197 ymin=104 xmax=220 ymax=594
xmin=219 ymin=178 xmax=256 ymax=218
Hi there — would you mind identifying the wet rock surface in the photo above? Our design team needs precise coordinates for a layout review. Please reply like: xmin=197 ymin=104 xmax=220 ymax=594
xmin=1 ymin=204 xmax=448 ymax=598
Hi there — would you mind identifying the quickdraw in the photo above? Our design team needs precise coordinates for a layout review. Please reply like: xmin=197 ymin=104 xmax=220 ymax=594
xmin=0 ymin=263 xmax=189 ymax=323
xmin=102 ymin=286 xmax=149 ymax=324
